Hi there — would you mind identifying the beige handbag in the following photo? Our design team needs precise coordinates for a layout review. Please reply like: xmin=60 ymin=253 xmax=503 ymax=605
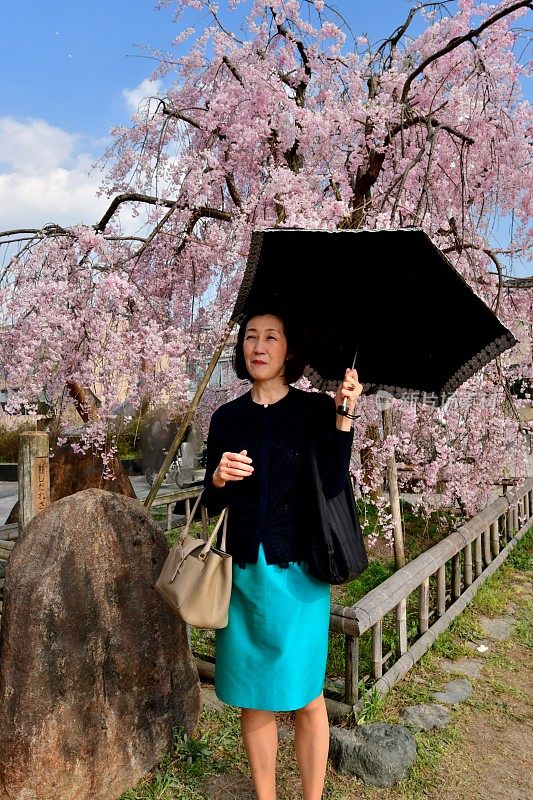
xmin=155 ymin=492 xmax=231 ymax=629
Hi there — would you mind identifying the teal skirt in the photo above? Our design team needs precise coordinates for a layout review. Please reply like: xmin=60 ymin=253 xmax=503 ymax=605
xmin=215 ymin=543 xmax=331 ymax=711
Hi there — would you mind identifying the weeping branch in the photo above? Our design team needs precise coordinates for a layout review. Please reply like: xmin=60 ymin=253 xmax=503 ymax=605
xmin=401 ymin=0 xmax=533 ymax=102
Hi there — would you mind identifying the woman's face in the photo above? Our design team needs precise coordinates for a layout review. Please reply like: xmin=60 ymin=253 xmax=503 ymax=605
xmin=243 ymin=314 xmax=289 ymax=383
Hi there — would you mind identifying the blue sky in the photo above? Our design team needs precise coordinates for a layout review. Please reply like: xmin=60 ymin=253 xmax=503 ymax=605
xmin=0 ymin=1 xmax=529 ymax=275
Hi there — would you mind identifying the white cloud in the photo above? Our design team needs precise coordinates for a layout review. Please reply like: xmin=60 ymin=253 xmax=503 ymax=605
xmin=122 ymin=78 xmax=163 ymax=113
xmin=0 ymin=116 xmax=109 ymax=230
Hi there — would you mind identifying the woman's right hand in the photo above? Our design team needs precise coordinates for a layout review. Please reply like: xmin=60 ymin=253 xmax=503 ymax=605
xmin=212 ymin=450 xmax=254 ymax=488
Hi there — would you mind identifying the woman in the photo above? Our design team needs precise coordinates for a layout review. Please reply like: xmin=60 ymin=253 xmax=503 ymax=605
xmin=202 ymin=307 xmax=362 ymax=800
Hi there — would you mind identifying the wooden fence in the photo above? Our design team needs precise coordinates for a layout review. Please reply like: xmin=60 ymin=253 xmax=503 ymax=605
xmin=329 ymin=477 xmax=533 ymax=713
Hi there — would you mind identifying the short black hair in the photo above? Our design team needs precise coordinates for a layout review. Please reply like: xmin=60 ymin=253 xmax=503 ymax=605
xmin=233 ymin=304 xmax=307 ymax=384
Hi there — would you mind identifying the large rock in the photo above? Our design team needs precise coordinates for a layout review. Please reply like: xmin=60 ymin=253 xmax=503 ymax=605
xmin=0 ymin=488 xmax=200 ymax=800
xmin=5 ymin=442 xmax=136 ymax=524
xmin=329 ymin=723 xmax=417 ymax=787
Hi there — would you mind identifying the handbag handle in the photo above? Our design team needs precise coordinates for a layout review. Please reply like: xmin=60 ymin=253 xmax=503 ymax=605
xmin=180 ymin=491 xmax=228 ymax=558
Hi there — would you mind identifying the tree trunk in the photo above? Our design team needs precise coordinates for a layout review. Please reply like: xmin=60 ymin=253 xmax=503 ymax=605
xmin=382 ymin=407 xmax=406 ymax=569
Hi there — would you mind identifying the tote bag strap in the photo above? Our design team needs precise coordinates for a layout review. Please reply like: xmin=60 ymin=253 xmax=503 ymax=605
xmin=180 ymin=490 xmax=228 ymax=558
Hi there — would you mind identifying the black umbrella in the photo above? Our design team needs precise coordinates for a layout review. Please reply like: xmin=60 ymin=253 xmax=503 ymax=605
xmin=232 ymin=228 xmax=517 ymax=402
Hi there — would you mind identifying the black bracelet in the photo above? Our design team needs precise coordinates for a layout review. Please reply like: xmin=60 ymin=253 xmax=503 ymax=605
xmin=336 ymin=405 xmax=361 ymax=420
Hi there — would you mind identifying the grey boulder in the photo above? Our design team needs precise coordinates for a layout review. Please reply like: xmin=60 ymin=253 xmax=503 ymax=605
xmin=329 ymin=723 xmax=417 ymax=787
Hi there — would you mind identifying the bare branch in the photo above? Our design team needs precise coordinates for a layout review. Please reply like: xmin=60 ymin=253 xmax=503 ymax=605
xmin=94 ymin=193 xmax=177 ymax=233
xmin=385 ymin=115 xmax=474 ymax=147
xmin=222 ymin=55 xmax=244 ymax=85
xmin=225 ymin=174 xmax=243 ymax=208
xmin=160 ymin=100 xmax=203 ymax=129
xmin=0 ymin=224 xmax=70 ymax=240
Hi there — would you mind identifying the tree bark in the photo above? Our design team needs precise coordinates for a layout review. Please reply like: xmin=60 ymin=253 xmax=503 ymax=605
xmin=382 ymin=407 xmax=406 ymax=569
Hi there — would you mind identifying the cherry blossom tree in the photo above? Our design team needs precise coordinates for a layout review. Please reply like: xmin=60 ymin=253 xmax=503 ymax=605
xmin=1 ymin=0 xmax=531 ymax=516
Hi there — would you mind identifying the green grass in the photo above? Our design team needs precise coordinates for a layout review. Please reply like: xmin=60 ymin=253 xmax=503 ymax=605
xmin=338 ymin=559 xmax=396 ymax=605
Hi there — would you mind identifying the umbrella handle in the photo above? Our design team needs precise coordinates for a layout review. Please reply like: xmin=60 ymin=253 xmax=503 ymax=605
xmin=336 ymin=400 xmax=360 ymax=420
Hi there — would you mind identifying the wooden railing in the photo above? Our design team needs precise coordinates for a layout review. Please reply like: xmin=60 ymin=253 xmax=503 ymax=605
xmin=329 ymin=478 xmax=533 ymax=711
xmin=149 ymin=486 xmax=203 ymax=531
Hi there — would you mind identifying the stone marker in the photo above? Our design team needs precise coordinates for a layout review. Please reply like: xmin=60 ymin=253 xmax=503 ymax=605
xmin=6 ymin=442 xmax=136 ymax=524
xmin=400 ymin=704 xmax=450 ymax=732
xmin=0 ymin=488 xmax=200 ymax=800
xmin=431 ymin=678 xmax=472 ymax=704
xmin=329 ymin=723 xmax=417 ymax=787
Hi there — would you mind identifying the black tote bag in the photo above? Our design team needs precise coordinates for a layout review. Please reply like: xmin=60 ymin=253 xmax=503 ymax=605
xmin=306 ymin=411 xmax=368 ymax=585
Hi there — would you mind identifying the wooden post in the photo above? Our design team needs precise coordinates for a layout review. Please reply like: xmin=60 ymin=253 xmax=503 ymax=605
xmin=490 ymin=520 xmax=500 ymax=558
xmin=500 ymin=512 xmax=507 ymax=545
xmin=18 ymin=431 xmax=50 ymax=531
xmin=419 ymin=577 xmax=430 ymax=634
xmin=201 ymin=505 xmax=209 ymax=537
xmin=144 ymin=320 xmax=236 ymax=509
xmin=474 ymin=534 xmax=483 ymax=578
xmin=382 ymin=407 xmax=405 ymax=569
xmin=483 ymin=527 xmax=492 ymax=566
xmin=506 ymin=508 xmax=513 ymax=541
xmin=396 ymin=598 xmax=408 ymax=656
xmin=436 ymin=564 xmax=446 ymax=615
xmin=464 ymin=542 xmax=473 ymax=587
xmin=371 ymin=619 xmax=383 ymax=679
xmin=452 ymin=553 xmax=461 ymax=601
xmin=344 ymin=635 xmax=359 ymax=705
xmin=166 ymin=502 xmax=173 ymax=531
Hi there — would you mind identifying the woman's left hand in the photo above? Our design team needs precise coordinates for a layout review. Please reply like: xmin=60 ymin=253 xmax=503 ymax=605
xmin=335 ymin=368 xmax=363 ymax=416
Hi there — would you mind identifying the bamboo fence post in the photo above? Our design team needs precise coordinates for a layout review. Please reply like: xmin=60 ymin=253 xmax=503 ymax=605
xmin=505 ymin=508 xmax=512 ymax=542
xmin=201 ymin=505 xmax=208 ymax=535
xmin=490 ymin=520 xmax=500 ymax=558
xmin=483 ymin=527 xmax=492 ymax=566
xmin=185 ymin=497 xmax=191 ymax=523
xmin=396 ymin=598 xmax=408 ymax=656
xmin=18 ymin=431 xmax=50 ymax=532
xmin=464 ymin=542 xmax=473 ymax=587
xmin=436 ymin=565 xmax=446 ymax=616
xmin=371 ymin=619 xmax=383 ymax=679
xmin=143 ymin=320 xmax=236 ymax=509
xmin=166 ymin=503 xmax=173 ymax=531
xmin=344 ymin=635 xmax=359 ymax=705
xmin=474 ymin=534 xmax=483 ymax=578
xmin=519 ymin=496 xmax=525 ymax=526
xmin=419 ymin=577 xmax=430 ymax=634
xmin=452 ymin=553 xmax=462 ymax=601
xmin=382 ymin=407 xmax=405 ymax=569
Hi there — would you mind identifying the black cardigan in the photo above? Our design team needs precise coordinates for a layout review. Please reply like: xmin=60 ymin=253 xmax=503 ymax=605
xmin=202 ymin=386 xmax=354 ymax=567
